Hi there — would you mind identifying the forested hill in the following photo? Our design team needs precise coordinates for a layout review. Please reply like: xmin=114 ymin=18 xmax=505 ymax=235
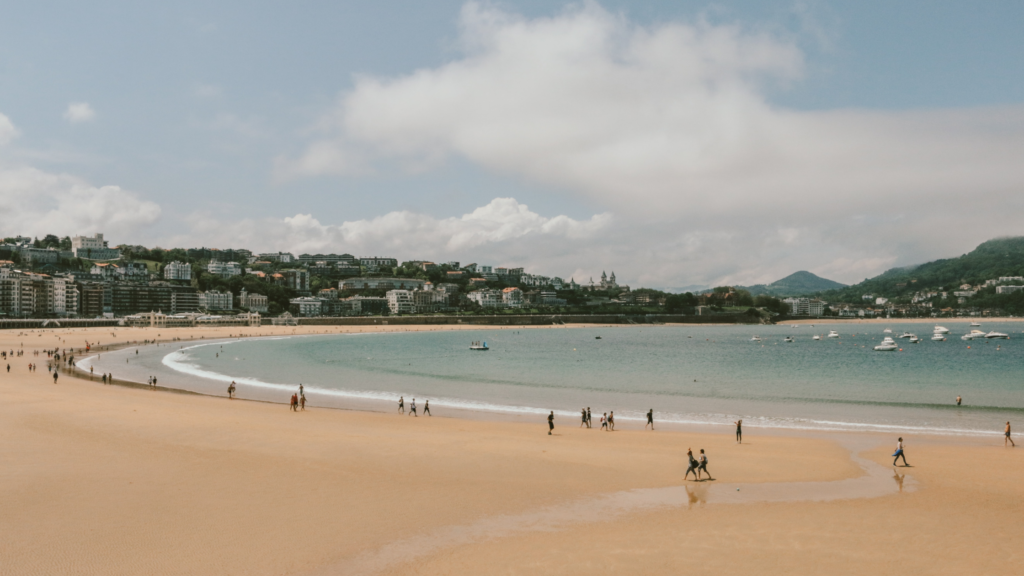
xmin=742 ymin=271 xmax=846 ymax=297
xmin=821 ymin=236 xmax=1024 ymax=303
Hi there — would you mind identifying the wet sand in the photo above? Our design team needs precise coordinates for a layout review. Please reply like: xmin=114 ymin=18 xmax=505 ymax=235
xmin=2 ymin=325 xmax=1022 ymax=575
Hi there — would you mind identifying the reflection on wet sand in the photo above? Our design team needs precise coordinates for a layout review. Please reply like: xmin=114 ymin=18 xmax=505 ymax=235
xmin=893 ymin=470 xmax=905 ymax=492
xmin=318 ymin=435 xmax=914 ymax=576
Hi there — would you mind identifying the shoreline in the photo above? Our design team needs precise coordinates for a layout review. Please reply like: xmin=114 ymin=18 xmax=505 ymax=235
xmin=73 ymin=322 xmax=1017 ymax=439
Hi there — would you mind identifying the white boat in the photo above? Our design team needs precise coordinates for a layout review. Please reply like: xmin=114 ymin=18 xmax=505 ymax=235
xmin=883 ymin=328 xmax=892 ymax=333
xmin=898 ymin=332 xmax=913 ymax=339
xmin=812 ymin=335 xmax=821 ymax=340
xmin=961 ymin=330 xmax=987 ymax=341
xmin=985 ymin=331 xmax=1010 ymax=339
xmin=970 ymin=322 xmax=981 ymax=327
xmin=784 ymin=336 xmax=794 ymax=343
xmin=931 ymin=334 xmax=946 ymax=341
xmin=750 ymin=336 xmax=761 ymax=342
xmin=874 ymin=337 xmax=899 ymax=351
xmin=908 ymin=335 xmax=921 ymax=343
xmin=827 ymin=330 xmax=840 ymax=338
xmin=933 ymin=326 xmax=949 ymax=334
xmin=469 ymin=341 xmax=489 ymax=350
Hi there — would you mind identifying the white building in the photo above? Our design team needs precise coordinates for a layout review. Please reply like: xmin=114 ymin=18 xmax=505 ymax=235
xmin=998 ymin=276 xmax=1024 ymax=283
xmin=875 ymin=297 xmax=889 ymax=306
xmin=359 ymin=256 xmax=398 ymax=271
xmin=207 ymin=261 xmax=242 ymax=278
xmin=72 ymin=233 xmax=121 ymax=260
xmin=996 ymin=285 xmax=1024 ymax=294
xmin=502 ymin=287 xmax=524 ymax=308
xmin=198 ymin=290 xmax=233 ymax=311
xmin=468 ymin=289 xmax=503 ymax=308
xmin=164 ymin=261 xmax=192 ymax=281
xmin=238 ymin=288 xmax=269 ymax=312
xmin=386 ymin=289 xmax=415 ymax=314
xmin=290 ymin=297 xmax=322 ymax=316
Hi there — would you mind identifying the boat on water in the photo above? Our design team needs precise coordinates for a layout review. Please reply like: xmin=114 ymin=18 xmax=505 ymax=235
xmin=883 ymin=328 xmax=892 ymax=334
xmin=931 ymin=334 xmax=946 ymax=341
xmin=985 ymin=331 xmax=1010 ymax=339
xmin=784 ymin=336 xmax=794 ymax=343
xmin=961 ymin=330 xmax=987 ymax=341
xmin=898 ymin=332 xmax=913 ymax=339
xmin=595 ymin=336 xmax=602 ymax=340
xmin=874 ymin=337 xmax=899 ymax=351
xmin=933 ymin=326 xmax=950 ymax=334
xmin=812 ymin=335 xmax=821 ymax=340
xmin=827 ymin=330 xmax=840 ymax=338
xmin=970 ymin=322 xmax=982 ymax=327
xmin=469 ymin=341 xmax=489 ymax=350
xmin=751 ymin=336 xmax=762 ymax=342
xmin=908 ymin=335 xmax=921 ymax=343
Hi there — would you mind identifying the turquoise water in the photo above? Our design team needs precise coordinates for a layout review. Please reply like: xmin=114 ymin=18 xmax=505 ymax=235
xmin=140 ymin=323 xmax=1024 ymax=436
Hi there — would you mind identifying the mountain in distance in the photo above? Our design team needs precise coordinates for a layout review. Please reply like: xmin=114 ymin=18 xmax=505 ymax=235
xmin=821 ymin=236 xmax=1024 ymax=303
xmin=741 ymin=271 xmax=847 ymax=297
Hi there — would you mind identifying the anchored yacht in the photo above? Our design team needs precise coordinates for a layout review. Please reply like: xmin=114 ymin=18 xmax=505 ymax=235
xmin=961 ymin=330 xmax=987 ymax=341
xmin=469 ymin=341 xmax=489 ymax=351
xmin=827 ymin=330 xmax=840 ymax=338
xmin=874 ymin=337 xmax=899 ymax=351
xmin=933 ymin=326 xmax=950 ymax=334
xmin=985 ymin=331 xmax=1010 ymax=339
xmin=784 ymin=336 xmax=794 ymax=343
xmin=898 ymin=332 xmax=914 ymax=339
xmin=908 ymin=335 xmax=921 ymax=343
xmin=931 ymin=334 xmax=946 ymax=341
xmin=812 ymin=334 xmax=821 ymax=341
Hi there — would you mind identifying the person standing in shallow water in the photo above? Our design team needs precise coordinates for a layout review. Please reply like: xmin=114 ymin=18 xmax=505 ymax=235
xmin=547 ymin=411 xmax=554 ymax=435
xmin=893 ymin=437 xmax=909 ymax=466
xmin=957 ymin=395 xmax=962 ymax=406
xmin=1006 ymin=422 xmax=1016 ymax=447
xmin=735 ymin=419 xmax=743 ymax=444
xmin=646 ymin=409 xmax=654 ymax=430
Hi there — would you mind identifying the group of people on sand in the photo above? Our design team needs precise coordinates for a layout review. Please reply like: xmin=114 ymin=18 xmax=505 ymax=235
xmin=290 ymin=384 xmax=306 ymax=411
xmin=397 ymin=396 xmax=430 ymax=416
xmin=572 ymin=408 xmax=660 ymax=432
xmin=684 ymin=448 xmax=711 ymax=480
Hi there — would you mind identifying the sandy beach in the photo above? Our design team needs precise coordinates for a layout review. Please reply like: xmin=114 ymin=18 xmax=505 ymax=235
xmin=2 ymin=324 xmax=1023 ymax=575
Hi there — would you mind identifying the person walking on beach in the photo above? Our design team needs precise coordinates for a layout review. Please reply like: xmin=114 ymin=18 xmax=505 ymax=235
xmin=684 ymin=448 xmax=699 ymax=481
xmin=52 ymin=370 xmax=58 ymax=384
xmin=228 ymin=381 xmax=236 ymax=399
xmin=956 ymin=395 xmax=962 ymax=406
xmin=410 ymin=398 xmax=417 ymax=417
xmin=300 ymin=395 xmax=306 ymax=411
xmin=423 ymin=400 xmax=430 ymax=416
xmin=735 ymin=419 xmax=743 ymax=444
xmin=697 ymin=449 xmax=710 ymax=480
xmin=893 ymin=437 xmax=909 ymax=466
xmin=581 ymin=408 xmax=588 ymax=428
xmin=608 ymin=411 xmax=615 ymax=431
xmin=586 ymin=407 xmax=592 ymax=428
xmin=398 ymin=396 xmax=405 ymax=414
xmin=600 ymin=413 xmax=608 ymax=431
xmin=1005 ymin=422 xmax=1015 ymax=447
xmin=646 ymin=409 xmax=654 ymax=430
xmin=290 ymin=393 xmax=298 ymax=412
xmin=548 ymin=411 xmax=555 ymax=435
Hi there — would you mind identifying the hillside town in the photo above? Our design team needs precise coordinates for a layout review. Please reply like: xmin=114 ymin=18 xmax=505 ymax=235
xmin=0 ymin=233 xmax=641 ymax=322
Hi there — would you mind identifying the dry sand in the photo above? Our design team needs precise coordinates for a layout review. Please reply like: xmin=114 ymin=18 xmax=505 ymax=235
xmin=2 ymin=325 xmax=1022 ymax=575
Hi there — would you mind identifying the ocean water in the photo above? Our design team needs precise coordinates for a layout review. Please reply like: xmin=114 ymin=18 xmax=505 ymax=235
xmin=88 ymin=323 xmax=1024 ymax=436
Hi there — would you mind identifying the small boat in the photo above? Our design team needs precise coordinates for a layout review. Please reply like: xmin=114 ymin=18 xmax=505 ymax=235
xmin=750 ymin=336 xmax=761 ymax=342
xmin=898 ymin=332 xmax=913 ymax=339
xmin=961 ymin=330 xmax=987 ymax=341
xmin=970 ymin=321 xmax=981 ymax=327
xmin=933 ymin=326 xmax=950 ymax=334
xmin=595 ymin=336 xmax=602 ymax=340
xmin=908 ymin=335 xmax=921 ymax=343
xmin=883 ymin=328 xmax=892 ymax=333
xmin=827 ymin=330 xmax=840 ymax=338
xmin=469 ymin=341 xmax=489 ymax=350
xmin=985 ymin=331 xmax=1010 ymax=339
xmin=812 ymin=335 xmax=821 ymax=340
xmin=784 ymin=336 xmax=794 ymax=343
xmin=931 ymin=334 xmax=946 ymax=341
xmin=874 ymin=337 xmax=899 ymax=351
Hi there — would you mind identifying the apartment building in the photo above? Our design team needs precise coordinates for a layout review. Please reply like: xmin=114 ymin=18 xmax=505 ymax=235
xmin=386 ymin=290 xmax=415 ymax=314
xmin=164 ymin=261 xmax=192 ymax=281
xmin=238 ymin=289 xmax=269 ymax=312
xmin=198 ymin=290 xmax=234 ymax=311
xmin=72 ymin=233 xmax=121 ymax=260
xmin=207 ymin=261 xmax=242 ymax=278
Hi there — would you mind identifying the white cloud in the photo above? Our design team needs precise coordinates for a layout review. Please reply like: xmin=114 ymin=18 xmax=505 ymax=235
xmin=177 ymin=198 xmax=609 ymax=274
xmin=0 ymin=164 xmax=160 ymax=239
xmin=0 ymin=113 xmax=18 ymax=145
xmin=279 ymin=1 xmax=1024 ymax=285
xmin=63 ymin=102 xmax=96 ymax=123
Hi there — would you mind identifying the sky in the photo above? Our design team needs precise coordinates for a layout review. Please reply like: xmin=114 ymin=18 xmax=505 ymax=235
xmin=1 ymin=0 xmax=1023 ymax=289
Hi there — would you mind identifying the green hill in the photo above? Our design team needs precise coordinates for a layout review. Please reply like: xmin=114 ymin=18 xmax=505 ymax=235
xmin=823 ymin=236 xmax=1024 ymax=304
xmin=742 ymin=271 xmax=846 ymax=297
